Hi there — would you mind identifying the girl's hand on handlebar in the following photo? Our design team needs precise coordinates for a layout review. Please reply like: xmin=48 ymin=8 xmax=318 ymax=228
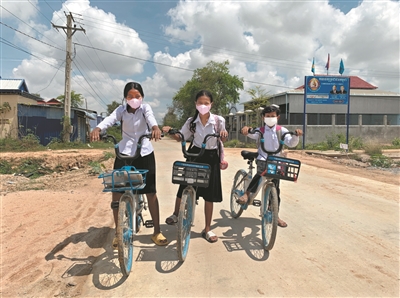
xmin=294 ymin=129 xmax=303 ymax=136
xmin=220 ymin=130 xmax=228 ymax=140
xmin=151 ymin=126 xmax=162 ymax=141
xmin=162 ymin=126 xmax=171 ymax=133
xmin=90 ymin=127 xmax=101 ymax=142
xmin=162 ymin=126 xmax=181 ymax=141
xmin=241 ymin=126 xmax=250 ymax=136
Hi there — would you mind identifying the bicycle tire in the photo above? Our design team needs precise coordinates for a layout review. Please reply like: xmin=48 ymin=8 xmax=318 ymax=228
xmin=261 ymin=184 xmax=278 ymax=251
xmin=176 ymin=187 xmax=195 ymax=262
xmin=136 ymin=194 xmax=144 ymax=233
xmin=117 ymin=193 xmax=136 ymax=276
xmin=230 ymin=170 xmax=247 ymax=218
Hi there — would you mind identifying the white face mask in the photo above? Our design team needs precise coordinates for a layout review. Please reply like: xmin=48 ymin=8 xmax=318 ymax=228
xmin=127 ymin=98 xmax=142 ymax=109
xmin=264 ymin=117 xmax=278 ymax=127
xmin=196 ymin=104 xmax=211 ymax=115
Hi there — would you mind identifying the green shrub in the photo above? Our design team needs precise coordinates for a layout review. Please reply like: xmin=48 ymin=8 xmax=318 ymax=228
xmin=0 ymin=160 xmax=12 ymax=174
xmin=364 ymin=143 xmax=382 ymax=156
xmin=369 ymin=155 xmax=392 ymax=168
xmin=0 ymin=136 xmax=44 ymax=152
xmin=88 ymin=161 xmax=106 ymax=175
xmin=392 ymin=138 xmax=400 ymax=147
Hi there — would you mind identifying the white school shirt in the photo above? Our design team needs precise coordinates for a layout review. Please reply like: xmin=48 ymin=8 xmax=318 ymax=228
xmin=180 ymin=113 xmax=226 ymax=150
xmin=96 ymin=104 xmax=157 ymax=156
xmin=247 ymin=125 xmax=299 ymax=160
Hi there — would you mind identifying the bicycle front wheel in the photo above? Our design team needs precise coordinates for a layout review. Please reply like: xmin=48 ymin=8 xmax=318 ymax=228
xmin=177 ymin=187 xmax=195 ymax=262
xmin=261 ymin=184 xmax=278 ymax=251
xmin=136 ymin=194 xmax=144 ymax=233
xmin=117 ymin=193 xmax=136 ymax=276
xmin=230 ymin=170 xmax=247 ymax=218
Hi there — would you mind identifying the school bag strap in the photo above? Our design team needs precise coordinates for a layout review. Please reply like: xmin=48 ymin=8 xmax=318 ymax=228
xmin=258 ymin=125 xmax=283 ymax=155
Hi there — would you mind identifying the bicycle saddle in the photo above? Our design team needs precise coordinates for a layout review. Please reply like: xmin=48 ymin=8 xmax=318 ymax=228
xmin=241 ymin=151 xmax=258 ymax=161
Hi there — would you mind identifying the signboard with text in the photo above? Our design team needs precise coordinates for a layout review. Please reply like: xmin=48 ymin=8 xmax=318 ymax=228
xmin=305 ymin=76 xmax=350 ymax=104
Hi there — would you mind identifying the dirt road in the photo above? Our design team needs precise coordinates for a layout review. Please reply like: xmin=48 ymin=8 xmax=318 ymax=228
xmin=1 ymin=139 xmax=399 ymax=297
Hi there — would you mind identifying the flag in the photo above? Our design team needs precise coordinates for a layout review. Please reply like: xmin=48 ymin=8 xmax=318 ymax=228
xmin=311 ymin=58 xmax=315 ymax=75
xmin=325 ymin=53 xmax=330 ymax=70
xmin=339 ymin=59 xmax=345 ymax=75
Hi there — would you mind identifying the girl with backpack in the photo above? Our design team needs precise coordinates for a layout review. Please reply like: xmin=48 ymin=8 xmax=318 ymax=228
xmin=162 ymin=90 xmax=228 ymax=243
xmin=239 ymin=104 xmax=303 ymax=228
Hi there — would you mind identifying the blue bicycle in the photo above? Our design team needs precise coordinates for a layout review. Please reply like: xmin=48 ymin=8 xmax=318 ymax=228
xmin=230 ymin=128 xmax=301 ymax=250
xmin=98 ymin=134 xmax=152 ymax=276
xmin=166 ymin=129 xmax=220 ymax=261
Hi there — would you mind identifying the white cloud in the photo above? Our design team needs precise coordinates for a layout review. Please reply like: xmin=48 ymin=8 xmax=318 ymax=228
xmin=3 ymin=0 xmax=399 ymax=124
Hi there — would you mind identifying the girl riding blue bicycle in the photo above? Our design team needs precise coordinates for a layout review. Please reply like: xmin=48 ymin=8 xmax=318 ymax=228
xmin=239 ymin=104 xmax=303 ymax=228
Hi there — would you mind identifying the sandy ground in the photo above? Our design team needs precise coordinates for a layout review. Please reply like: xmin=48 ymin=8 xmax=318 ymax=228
xmin=0 ymin=143 xmax=399 ymax=297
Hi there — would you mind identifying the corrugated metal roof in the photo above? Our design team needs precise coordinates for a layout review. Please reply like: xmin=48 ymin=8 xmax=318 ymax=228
xmin=0 ymin=79 xmax=28 ymax=92
xmin=284 ymin=89 xmax=399 ymax=96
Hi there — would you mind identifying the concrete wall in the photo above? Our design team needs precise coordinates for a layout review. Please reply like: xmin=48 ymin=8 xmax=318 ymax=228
xmin=225 ymin=112 xmax=400 ymax=145
xmin=0 ymin=94 xmax=37 ymax=138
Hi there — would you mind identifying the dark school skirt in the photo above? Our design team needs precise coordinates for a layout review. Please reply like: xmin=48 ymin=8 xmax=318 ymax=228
xmin=113 ymin=151 xmax=157 ymax=194
xmin=176 ymin=146 xmax=222 ymax=203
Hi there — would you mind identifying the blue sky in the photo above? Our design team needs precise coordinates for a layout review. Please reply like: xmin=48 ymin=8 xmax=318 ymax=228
xmin=1 ymin=0 xmax=399 ymax=122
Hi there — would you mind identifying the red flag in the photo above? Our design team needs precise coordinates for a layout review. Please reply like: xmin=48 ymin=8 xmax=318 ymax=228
xmin=325 ymin=53 xmax=330 ymax=70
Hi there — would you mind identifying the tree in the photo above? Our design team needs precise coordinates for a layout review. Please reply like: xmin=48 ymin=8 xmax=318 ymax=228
xmin=244 ymin=86 xmax=271 ymax=111
xmin=162 ymin=106 xmax=180 ymax=129
xmin=244 ymin=86 xmax=271 ymax=127
xmin=56 ymin=90 xmax=84 ymax=108
xmin=163 ymin=60 xmax=244 ymax=127
xmin=107 ymin=100 xmax=121 ymax=115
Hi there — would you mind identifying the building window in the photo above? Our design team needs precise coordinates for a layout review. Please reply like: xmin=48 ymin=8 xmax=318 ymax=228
xmin=289 ymin=113 xmax=303 ymax=125
xmin=307 ymin=113 xmax=332 ymax=125
xmin=336 ymin=114 xmax=358 ymax=125
xmin=362 ymin=114 xmax=384 ymax=125
xmin=387 ymin=114 xmax=400 ymax=125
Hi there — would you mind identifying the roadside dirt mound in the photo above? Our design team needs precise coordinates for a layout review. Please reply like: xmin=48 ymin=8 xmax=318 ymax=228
xmin=1 ymin=149 xmax=112 ymax=172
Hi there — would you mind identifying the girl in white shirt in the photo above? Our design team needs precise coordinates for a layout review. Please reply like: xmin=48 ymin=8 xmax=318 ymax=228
xmin=162 ymin=90 xmax=228 ymax=243
xmin=90 ymin=82 xmax=167 ymax=247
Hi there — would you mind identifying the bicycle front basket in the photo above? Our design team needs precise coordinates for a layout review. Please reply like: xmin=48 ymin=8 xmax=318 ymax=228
xmin=172 ymin=161 xmax=211 ymax=187
xmin=99 ymin=166 xmax=148 ymax=192
xmin=256 ymin=156 xmax=301 ymax=182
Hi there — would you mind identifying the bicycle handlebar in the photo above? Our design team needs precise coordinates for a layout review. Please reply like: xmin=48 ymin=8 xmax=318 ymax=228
xmin=248 ymin=127 xmax=298 ymax=155
xmin=166 ymin=128 xmax=220 ymax=158
xmin=101 ymin=133 xmax=152 ymax=160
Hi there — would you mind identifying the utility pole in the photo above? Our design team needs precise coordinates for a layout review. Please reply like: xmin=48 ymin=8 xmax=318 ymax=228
xmin=52 ymin=12 xmax=85 ymax=142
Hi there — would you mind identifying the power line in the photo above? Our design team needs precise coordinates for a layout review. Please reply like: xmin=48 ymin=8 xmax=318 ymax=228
xmin=0 ymin=21 xmax=65 ymax=52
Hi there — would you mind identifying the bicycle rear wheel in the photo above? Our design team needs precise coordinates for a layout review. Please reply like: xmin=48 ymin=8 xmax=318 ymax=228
xmin=230 ymin=170 xmax=247 ymax=218
xmin=177 ymin=187 xmax=195 ymax=262
xmin=261 ymin=184 xmax=278 ymax=251
xmin=117 ymin=193 xmax=136 ymax=276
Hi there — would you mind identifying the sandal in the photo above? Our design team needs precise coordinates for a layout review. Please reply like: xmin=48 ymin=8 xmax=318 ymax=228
xmin=151 ymin=232 xmax=168 ymax=246
xmin=112 ymin=236 xmax=118 ymax=250
xmin=277 ymin=218 xmax=288 ymax=228
xmin=165 ymin=214 xmax=178 ymax=225
xmin=202 ymin=230 xmax=218 ymax=243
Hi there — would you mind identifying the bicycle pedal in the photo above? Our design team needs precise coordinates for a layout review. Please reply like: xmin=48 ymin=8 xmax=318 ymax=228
xmin=144 ymin=220 xmax=154 ymax=228
xmin=252 ymin=199 xmax=261 ymax=207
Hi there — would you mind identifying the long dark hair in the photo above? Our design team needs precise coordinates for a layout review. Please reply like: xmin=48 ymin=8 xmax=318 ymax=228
xmin=123 ymin=82 xmax=144 ymax=98
xmin=189 ymin=90 xmax=214 ymax=133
